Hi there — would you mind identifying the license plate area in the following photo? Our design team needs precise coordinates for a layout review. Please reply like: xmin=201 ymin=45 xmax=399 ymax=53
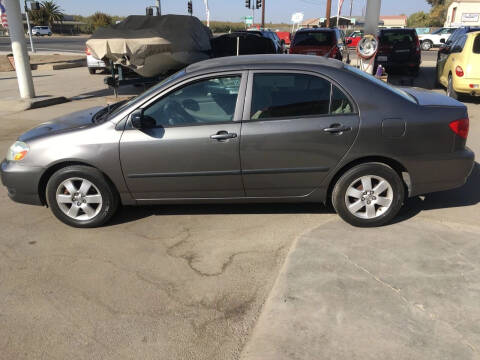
xmin=377 ymin=56 xmax=388 ymax=62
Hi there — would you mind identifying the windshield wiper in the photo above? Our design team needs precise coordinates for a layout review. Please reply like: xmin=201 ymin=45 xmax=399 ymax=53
xmin=92 ymin=100 xmax=128 ymax=124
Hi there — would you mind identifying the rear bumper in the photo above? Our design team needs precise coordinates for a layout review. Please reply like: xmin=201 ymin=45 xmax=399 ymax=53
xmin=454 ymin=78 xmax=480 ymax=95
xmin=408 ymin=148 xmax=475 ymax=197
xmin=1 ymin=160 xmax=44 ymax=206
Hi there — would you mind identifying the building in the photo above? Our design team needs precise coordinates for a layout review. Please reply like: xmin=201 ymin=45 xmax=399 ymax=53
xmin=299 ymin=18 xmax=321 ymax=28
xmin=379 ymin=15 xmax=407 ymax=28
xmin=445 ymin=0 xmax=480 ymax=27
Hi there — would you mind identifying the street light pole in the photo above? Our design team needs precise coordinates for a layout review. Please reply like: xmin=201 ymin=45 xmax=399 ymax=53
xmin=156 ymin=0 xmax=161 ymax=15
xmin=4 ymin=0 xmax=35 ymax=99
xmin=24 ymin=0 xmax=35 ymax=53
xmin=326 ymin=0 xmax=332 ymax=28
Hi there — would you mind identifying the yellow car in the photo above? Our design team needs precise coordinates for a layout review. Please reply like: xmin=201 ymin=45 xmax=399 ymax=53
xmin=437 ymin=30 xmax=480 ymax=99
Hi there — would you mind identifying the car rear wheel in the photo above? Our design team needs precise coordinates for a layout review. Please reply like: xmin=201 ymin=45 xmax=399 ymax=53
xmin=88 ymin=68 xmax=96 ymax=75
xmin=46 ymin=165 xmax=119 ymax=228
xmin=447 ymin=74 xmax=459 ymax=100
xmin=421 ymin=40 xmax=433 ymax=51
xmin=332 ymin=163 xmax=405 ymax=227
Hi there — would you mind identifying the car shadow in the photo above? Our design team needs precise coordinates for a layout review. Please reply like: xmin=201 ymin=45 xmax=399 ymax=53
xmin=108 ymin=163 xmax=479 ymax=227
xmin=394 ymin=162 xmax=480 ymax=223
xmin=108 ymin=202 xmax=333 ymax=226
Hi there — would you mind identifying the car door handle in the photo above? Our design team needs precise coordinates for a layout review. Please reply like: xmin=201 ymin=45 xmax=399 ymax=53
xmin=210 ymin=131 xmax=237 ymax=141
xmin=323 ymin=124 xmax=351 ymax=134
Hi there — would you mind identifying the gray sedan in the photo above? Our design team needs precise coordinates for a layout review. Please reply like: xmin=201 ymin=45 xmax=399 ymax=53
xmin=1 ymin=55 xmax=475 ymax=227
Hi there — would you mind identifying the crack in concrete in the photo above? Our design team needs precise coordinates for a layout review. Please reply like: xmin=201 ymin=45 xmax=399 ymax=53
xmin=342 ymin=253 xmax=479 ymax=355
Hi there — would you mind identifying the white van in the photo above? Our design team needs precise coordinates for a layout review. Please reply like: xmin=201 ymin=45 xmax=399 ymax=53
xmin=31 ymin=26 xmax=52 ymax=36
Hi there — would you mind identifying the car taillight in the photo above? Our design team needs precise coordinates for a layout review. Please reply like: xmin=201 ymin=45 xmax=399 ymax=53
xmin=456 ymin=65 xmax=464 ymax=77
xmin=415 ymin=38 xmax=420 ymax=53
xmin=449 ymin=118 xmax=469 ymax=139
xmin=85 ymin=47 xmax=91 ymax=55
xmin=330 ymin=46 xmax=338 ymax=58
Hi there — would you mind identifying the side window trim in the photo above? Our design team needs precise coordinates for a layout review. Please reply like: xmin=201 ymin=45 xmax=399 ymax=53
xmin=243 ymin=69 xmax=358 ymax=122
xmin=139 ymin=71 xmax=248 ymax=124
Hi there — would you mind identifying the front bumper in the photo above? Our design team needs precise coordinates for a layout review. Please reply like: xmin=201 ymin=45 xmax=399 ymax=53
xmin=1 ymin=160 xmax=44 ymax=206
xmin=408 ymin=147 xmax=475 ymax=197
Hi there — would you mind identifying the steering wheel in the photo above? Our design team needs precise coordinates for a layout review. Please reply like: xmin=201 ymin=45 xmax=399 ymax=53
xmin=162 ymin=100 xmax=196 ymax=126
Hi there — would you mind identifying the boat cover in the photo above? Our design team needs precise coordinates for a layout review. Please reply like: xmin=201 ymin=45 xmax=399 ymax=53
xmin=86 ymin=15 xmax=212 ymax=77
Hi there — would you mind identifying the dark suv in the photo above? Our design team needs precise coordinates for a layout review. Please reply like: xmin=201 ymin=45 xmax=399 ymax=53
xmin=247 ymin=30 xmax=285 ymax=53
xmin=375 ymin=28 xmax=421 ymax=75
xmin=290 ymin=28 xmax=350 ymax=63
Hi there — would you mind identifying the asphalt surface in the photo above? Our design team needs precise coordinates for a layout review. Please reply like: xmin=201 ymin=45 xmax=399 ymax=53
xmin=0 ymin=61 xmax=479 ymax=360
xmin=0 ymin=35 xmax=88 ymax=53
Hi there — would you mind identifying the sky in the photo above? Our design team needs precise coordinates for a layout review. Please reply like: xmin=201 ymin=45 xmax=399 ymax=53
xmin=50 ymin=0 xmax=431 ymax=23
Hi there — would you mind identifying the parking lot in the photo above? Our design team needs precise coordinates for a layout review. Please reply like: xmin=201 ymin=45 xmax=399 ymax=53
xmin=0 ymin=59 xmax=479 ymax=359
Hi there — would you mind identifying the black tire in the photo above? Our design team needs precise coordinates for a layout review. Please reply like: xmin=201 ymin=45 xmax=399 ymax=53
xmin=447 ymin=74 xmax=459 ymax=100
xmin=332 ymin=162 xmax=405 ymax=227
xmin=88 ymin=68 xmax=96 ymax=75
xmin=421 ymin=40 xmax=432 ymax=51
xmin=48 ymin=32 xmax=52 ymax=36
xmin=46 ymin=165 xmax=119 ymax=228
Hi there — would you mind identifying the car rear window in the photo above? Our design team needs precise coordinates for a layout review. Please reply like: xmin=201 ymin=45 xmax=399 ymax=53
xmin=474 ymin=34 xmax=480 ymax=54
xmin=346 ymin=65 xmax=417 ymax=104
xmin=293 ymin=31 xmax=334 ymax=46
xmin=380 ymin=30 xmax=415 ymax=44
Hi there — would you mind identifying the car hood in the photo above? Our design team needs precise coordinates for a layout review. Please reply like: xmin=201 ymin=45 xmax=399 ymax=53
xmin=18 ymin=106 xmax=104 ymax=142
xmin=401 ymin=87 xmax=465 ymax=107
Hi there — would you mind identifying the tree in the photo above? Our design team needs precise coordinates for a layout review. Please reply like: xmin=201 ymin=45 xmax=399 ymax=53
xmin=90 ymin=12 xmax=113 ymax=31
xmin=28 ymin=1 xmax=63 ymax=28
xmin=407 ymin=11 xmax=431 ymax=27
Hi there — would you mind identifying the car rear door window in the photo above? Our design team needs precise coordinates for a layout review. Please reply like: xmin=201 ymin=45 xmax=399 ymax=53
xmin=473 ymin=34 xmax=480 ymax=54
xmin=250 ymin=73 xmax=354 ymax=120
xmin=143 ymin=75 xmax=241 ymax=127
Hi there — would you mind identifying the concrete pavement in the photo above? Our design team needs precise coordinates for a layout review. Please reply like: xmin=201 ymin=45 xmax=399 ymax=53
xmin=240 ymin=90 xmax=480 ymax=359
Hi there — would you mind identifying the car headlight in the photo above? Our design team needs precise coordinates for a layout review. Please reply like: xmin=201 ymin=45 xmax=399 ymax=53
xmin=6 ymin=141 xmax=29 ymax=161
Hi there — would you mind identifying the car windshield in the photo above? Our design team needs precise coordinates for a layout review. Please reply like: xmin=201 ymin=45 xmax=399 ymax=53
xmin=346 ymin=65 xmax=417 ymax=104
xmin=97 ymin=69 xmax=187 ymax=122
xmin=293 ymin=31 xmax=334 ymax=46
xmin=432 ymin=28 xmax=444 ymax=35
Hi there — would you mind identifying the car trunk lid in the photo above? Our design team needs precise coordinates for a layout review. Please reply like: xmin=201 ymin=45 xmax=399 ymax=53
xmin=464 ymin=33 xmax=480 ymax=79
xmin=402 ymin=87 xmax=465 ymax=107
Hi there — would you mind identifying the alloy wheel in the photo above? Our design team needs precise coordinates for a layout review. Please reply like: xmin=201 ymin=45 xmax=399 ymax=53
xmin=55 ymin=177 xmax=103 ymax=221
xmin=344 ymin=175 xmax=393 ymax=219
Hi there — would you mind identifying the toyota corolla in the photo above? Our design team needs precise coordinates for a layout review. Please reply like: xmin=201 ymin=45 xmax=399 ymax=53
xmin=1 ymin=55 xmax=475 ymax=228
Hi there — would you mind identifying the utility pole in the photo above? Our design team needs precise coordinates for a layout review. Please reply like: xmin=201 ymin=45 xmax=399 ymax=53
xmin=326 ymin=0 xmax=332 ymax=27
xmin=261 ymin=0 xmax=265 ymax=29
xmin=349 ymin=0 xmax=353 ymax=17
xmin=204 ymin=0 xmax=210 ymax=27
xmin=4 ymin=0 xmax=35 ymax=99
xmin=156 ymin=0 xmax=161 ymax=15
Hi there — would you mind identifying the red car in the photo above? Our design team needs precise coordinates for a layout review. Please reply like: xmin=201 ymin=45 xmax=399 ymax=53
xmin=290 ymin=28 xmax=350 ymax=62
xmin=276 ymin=31 xmax=291 ymax=47
xmin=345 ymin=30 xmax=364 ymax=48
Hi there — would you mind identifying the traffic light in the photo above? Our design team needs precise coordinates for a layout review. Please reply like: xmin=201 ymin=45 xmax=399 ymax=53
xmin=30 ymin=2 xmax=41 ymax=11
xmin=256 ymin=0 xmax=262 ymax=9
xmin=188 ymin=0 xmax=193 ymax=15
xmin=245 ymin=0 xmax=251 ymax=9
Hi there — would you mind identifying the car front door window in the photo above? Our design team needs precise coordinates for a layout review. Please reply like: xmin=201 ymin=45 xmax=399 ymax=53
xmin=143 ymin=76 xmax=241 ymax=128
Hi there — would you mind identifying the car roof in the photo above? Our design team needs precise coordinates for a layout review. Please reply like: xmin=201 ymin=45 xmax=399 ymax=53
xmin=186 ymin=54 xmax=344 ymax=73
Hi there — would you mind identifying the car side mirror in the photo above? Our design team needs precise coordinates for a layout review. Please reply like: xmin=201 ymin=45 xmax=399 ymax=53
xmin=440 ymin=38 xmax=446 ymax=44
xmin=130 ymin=109 xmax=145 ymax=129
xmin=346 ymin=38 xmax=352 ymax=45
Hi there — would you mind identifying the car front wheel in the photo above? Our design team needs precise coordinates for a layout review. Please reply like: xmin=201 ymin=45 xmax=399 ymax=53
xmin=46 ymin=165 xmax=119 ymax=228
xmin=332 ymin=162 xmax=405 ymax=227
xmin=421 ymin=40 xmax=433 ymax=51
